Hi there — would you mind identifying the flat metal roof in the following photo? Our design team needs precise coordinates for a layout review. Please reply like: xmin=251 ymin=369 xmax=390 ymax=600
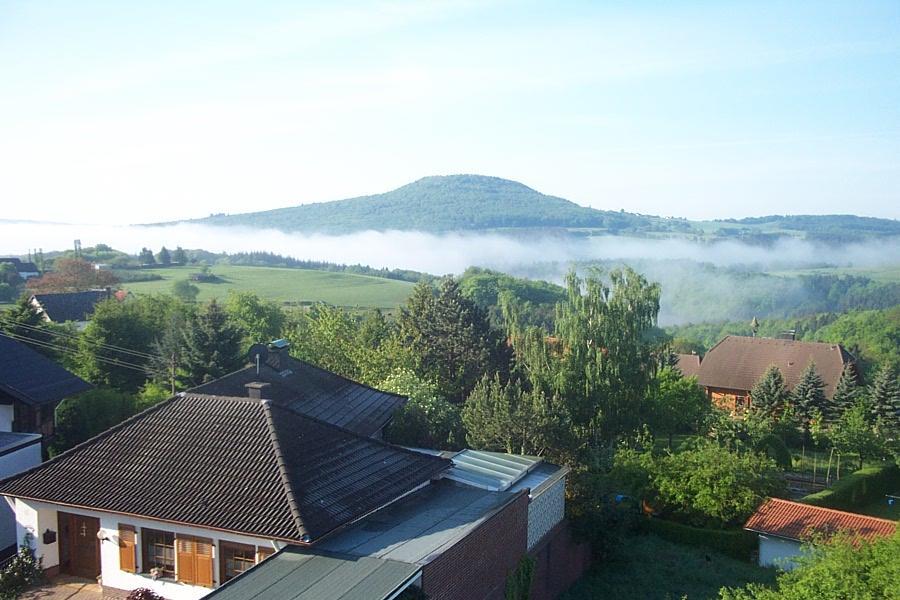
xmin=319 ymin=479 xmax=521 ymax=565
xmin=206 ymin=547 xmax=419 ymax=600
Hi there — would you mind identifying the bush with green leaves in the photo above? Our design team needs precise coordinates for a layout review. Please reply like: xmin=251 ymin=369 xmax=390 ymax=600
xmin=0 ymin=534 xmax=43 ymax=600
xmin=720 ymin=531 xmax=900 ymax=599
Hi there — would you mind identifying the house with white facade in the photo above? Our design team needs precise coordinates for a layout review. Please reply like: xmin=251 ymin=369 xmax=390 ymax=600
xmin=744 ymin=498 xmax=897 ymax=570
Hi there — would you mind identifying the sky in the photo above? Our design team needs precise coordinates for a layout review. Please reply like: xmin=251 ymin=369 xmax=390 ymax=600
xmin=1 ymin=0 xmax=898 ymax=225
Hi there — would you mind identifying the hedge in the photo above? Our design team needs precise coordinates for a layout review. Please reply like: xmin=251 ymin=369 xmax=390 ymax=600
xmin=638 ymin=518 xmax=758 ymax=561
xmin=801 ymin=464 xmax=900 ymax=511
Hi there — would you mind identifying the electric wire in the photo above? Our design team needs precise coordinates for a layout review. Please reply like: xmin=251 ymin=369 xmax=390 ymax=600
xmin=0 ymin=317 xmax=156 ymax=360
xmin=0 ymin=331 xmax=151 ymax=373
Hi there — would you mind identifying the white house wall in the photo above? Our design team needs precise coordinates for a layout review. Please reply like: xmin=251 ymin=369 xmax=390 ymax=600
xmin=15 ymin=499 xmax=282 ymax=600
xmin=527 ymin=477 xmax=565 ymax=551
xmin=758 ymin=534 xmax=803 ymax=571
xmin=0 ymin=443 xmax=42 ymax=548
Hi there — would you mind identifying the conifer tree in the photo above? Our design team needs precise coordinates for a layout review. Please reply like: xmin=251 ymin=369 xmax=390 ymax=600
xmin=828 ymin=363 xmax=860 ymax=423
xmin=749 ymin=365 xmax=789 ymax=418
xmin=792 ymin=361 xmax=827 ymax=426
xmin=157 ymin=246 xmax=171 ymax=266
xmin=181 ymin=299 xmax=243 ymax=386
xmin=868 ymin=364 xmax=900 ymax=431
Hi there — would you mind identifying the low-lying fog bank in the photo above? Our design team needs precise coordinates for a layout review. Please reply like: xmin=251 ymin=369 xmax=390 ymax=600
xmin=2 ymin=221 xmax=898 ymax=325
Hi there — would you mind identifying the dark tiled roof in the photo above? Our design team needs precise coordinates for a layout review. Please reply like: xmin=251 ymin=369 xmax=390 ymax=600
xmin=192 ymin=352 xmax=406 ymax=437
xmin=697 ymin=336 xmax=853 ymax=398
xmin=745 ymin=498 xmax=896 ymax=542
xmin=674 ymin=354 xmax=701 ymax=378
xmin=0 ymin=258 xmax=38 ymax=273
xmin=0 ymin=335 xmax=92 ymax=406
xmin=0 ymin=393 xmax=449 ymax=544
xmin=31 ymin=290 xmax=110 ymax=323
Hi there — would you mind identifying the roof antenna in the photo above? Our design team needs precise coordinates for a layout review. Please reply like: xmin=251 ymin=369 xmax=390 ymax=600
xmin=248 ymin=343 xmax=269 ymax=376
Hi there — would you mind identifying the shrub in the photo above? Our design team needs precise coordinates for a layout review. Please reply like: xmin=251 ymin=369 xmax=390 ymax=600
xmin=127 ymin=589 xmax=165 ymax=600
xmin=505 ymin=555 xmax=535 ymax=600
xmin=802 ymin=464 xmax=900 ymax=511
xmin=0 ymin=534 xmax=43 ymax=599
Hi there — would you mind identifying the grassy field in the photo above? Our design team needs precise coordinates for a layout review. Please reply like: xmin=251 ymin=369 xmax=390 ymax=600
xmin=121 ymin=265 xmax=414 ymax=309
xmin=562 ymin=533 xmax=776 ymax=600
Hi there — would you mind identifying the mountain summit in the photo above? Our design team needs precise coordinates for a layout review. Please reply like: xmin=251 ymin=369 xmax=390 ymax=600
xmin=192 ymin=174 xmax=652 ymax=234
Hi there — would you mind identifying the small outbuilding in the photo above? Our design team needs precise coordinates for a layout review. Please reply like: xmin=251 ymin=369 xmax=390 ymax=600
xmin=744 ymin=498 xmax=896 ymax=570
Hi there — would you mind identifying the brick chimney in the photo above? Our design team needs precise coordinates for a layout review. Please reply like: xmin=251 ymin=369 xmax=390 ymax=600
xmin=245 ymin=382 xmax=271 ymax=400
xmin=268 ymin=339 xmax=290 ymax=370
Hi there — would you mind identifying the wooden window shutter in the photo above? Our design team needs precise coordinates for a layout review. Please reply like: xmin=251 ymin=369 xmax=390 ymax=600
xmin=176 ymin=537 xmax=196 ymax=584
xmin=118 ymin=524 xmax=136 ymax=573
xmin=176 ymin=536 xmax=214 ymax=587
xmin=194 ymin=538 xmax=213 ymax=587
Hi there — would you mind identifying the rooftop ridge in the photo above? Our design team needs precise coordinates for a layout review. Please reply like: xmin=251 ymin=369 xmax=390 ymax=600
xmin=261 ymin=399 xmax=308 ymax=543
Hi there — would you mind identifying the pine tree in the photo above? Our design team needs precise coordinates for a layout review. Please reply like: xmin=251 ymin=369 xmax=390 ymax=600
xmin=828 ymin=363 xmax=860 ymax=423
xmin=749 ymin=365 xmax=789 ymax=418
xmin=397 ymin=278 xmax=508 ymax=402
xmin=868 ymin=364 xmax=900 ymax=431
xmin=181 ymin=299 xmax=243 ymax=386
xmin=792 ymin=361 xmax=827 ymax=426
xmin=157 ymin=246 xmax=171 ymax=266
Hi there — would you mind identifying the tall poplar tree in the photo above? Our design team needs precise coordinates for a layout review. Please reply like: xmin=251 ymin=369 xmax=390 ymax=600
xmin=506 ymin=267 xmax=661 ymax=457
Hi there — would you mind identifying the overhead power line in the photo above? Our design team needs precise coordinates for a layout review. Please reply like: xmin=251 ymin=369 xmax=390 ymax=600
xmin=0 ymin=331 xmax=150 ymax=373
xmin=0 ymin=317 xmax=157 ymax=360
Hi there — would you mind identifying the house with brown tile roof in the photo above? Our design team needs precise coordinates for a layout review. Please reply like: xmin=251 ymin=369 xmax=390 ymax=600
xmin=744 ymin=498 xmax=896 ymax=570
xmin=674 ymin=353 xmax=701 ymax=379
xmin=696 ymin=335 xmax=854 ymax=414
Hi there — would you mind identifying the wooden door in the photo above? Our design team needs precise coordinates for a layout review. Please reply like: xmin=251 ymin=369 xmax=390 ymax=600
xmin=59 ymin=512 xmax=101 ymax=579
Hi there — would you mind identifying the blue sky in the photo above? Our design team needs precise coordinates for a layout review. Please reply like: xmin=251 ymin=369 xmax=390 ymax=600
xmin=1 ymin=0 xmax=898 ymax=224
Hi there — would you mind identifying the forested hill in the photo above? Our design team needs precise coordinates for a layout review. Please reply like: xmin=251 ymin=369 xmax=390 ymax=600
xmin=186 ymin=175 xmax=673 ymax=234
xmin=182 ymin=174 xmax=900 ymax=239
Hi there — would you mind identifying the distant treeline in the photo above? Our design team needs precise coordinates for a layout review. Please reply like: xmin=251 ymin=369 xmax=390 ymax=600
xmin=223 ymin=252 xmax=432 ymax=283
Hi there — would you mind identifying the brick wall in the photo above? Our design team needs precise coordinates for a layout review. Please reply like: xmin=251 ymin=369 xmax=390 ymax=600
xmin=528 ymin=520 xmax=592 ymax=600
xmin=421 ymin=491 xmax=529 ymax=600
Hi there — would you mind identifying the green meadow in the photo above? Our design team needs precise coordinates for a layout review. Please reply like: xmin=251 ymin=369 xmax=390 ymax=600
xmin=122 ymin=265 xmax=415 ymax=309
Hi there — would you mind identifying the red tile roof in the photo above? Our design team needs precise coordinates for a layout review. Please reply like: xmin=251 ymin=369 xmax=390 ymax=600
xmin=697 ymin=336 xmax=853 ymax=398
xmin=744 ymin=498 xmax=896 ymax=542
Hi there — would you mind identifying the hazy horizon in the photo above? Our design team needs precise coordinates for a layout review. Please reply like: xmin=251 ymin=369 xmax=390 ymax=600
xmin=2 ymin=1 xmax=898 ymax=224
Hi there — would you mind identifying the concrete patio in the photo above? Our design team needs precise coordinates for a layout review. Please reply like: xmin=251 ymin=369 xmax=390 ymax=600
xmin=19 ymin=576 xmax=106 ymax=600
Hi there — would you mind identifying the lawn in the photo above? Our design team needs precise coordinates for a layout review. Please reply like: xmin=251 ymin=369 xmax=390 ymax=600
xmin=121 ymin=265 xmax=414 ymax=309
xmin=562 ymin=533 xmax=777 ymax=600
